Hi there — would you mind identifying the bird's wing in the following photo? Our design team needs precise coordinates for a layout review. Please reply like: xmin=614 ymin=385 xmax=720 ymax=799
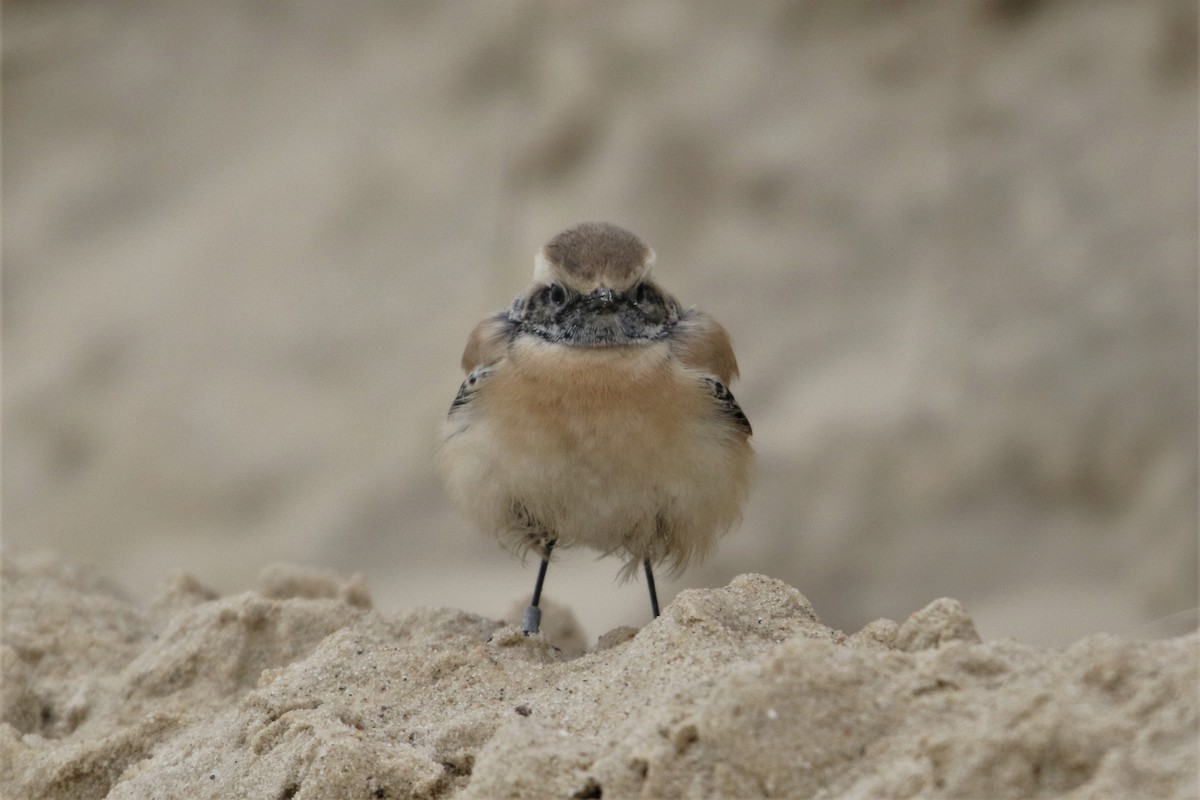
xmin=702 ymin=376 xmax=752 ymax=436
xmin=449 ymin=365 xmax=495 ymax=414
xmin=448 ymin=312 xmax=514 ymax=418
xmin=461 ymin=311 xmax=515 ymax=373
xmin=669 ymin=309 xmax=751 ymax=436
xmin=669 ymin=308 xmax=740 ymax=385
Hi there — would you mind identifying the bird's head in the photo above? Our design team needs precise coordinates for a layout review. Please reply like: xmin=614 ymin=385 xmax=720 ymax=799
xmin=510 ymin=222 xmax=682 ymax=346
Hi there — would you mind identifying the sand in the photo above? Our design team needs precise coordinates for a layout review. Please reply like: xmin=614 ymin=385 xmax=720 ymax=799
xmin=4 ymin=0 xmax=1197 ymax=650
xmin=2 ymin=555 xmax=1195 ymax=799
xmin=3 ymin=3 xmax=1198 ymax=795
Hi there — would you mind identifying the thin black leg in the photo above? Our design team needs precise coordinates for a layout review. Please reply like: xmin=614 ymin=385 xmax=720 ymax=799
xmin=644 ymin=558 xmax=660 ymax=618
xmin=522 ymin=540 xmax=555 ymax=634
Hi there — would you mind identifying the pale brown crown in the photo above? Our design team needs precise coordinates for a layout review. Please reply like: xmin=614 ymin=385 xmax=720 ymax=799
xmin=533 ymin=222 xmax=655 ymax=293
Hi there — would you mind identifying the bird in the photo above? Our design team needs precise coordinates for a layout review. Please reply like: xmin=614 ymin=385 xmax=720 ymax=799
xmin=437 ymin=222 xmax=753 ymax=635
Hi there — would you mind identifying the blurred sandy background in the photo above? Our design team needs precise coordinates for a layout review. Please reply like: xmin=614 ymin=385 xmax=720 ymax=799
xmin=4 ymin=0 xmax=1196 ymax=645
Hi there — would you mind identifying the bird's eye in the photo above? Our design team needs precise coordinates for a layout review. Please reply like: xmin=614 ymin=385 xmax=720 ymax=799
xmin=634 ymin=283 xmax=656 ymax=306
xmin=548 ymin=284 xmax=567 ymax=305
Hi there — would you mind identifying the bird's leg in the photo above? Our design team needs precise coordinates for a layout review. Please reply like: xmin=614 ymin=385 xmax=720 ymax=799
xmin=644 ymin=558 xmax=660 ymax=619
xmin=522 ymin=539 xmax=555 ymax=635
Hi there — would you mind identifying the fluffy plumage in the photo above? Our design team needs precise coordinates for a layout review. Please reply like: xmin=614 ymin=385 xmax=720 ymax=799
xmin=438 ymin=222 xmax=753 ymax=583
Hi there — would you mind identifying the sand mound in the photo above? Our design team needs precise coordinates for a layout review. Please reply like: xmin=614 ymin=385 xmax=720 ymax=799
xmin=5 ymin=0 xmax=1196 ymax=650
xmin=2 ymin=555 xmax=1196 ymax=799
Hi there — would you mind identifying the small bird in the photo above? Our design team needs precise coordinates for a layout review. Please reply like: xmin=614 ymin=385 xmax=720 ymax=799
xmin=437 ymin=222 xmax=752 ymax=634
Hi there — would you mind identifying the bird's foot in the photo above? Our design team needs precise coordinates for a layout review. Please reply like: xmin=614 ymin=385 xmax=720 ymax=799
xmin=522 ymin=604 xmax=542 ymax=635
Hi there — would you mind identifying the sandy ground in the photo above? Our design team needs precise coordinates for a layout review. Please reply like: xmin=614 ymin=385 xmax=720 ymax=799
xmin=3 ymin=0 xmax=1197 ymax=694
xmin=2 ymin=555 xmax=1197 ymax=799
xmin=5 ymin=4 xmax=1199 ymax=794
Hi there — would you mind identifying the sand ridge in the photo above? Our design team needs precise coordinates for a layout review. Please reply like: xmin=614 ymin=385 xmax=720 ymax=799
xmin=1 ymin=555 xmax=1195 ymax=799
xmin=4 ymin=0 xmax=1196 ymax=647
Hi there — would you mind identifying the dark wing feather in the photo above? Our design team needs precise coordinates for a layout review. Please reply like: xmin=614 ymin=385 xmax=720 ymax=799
xmin=704 ymin=376 xmax=752 ymax=436
xmin=449 ymin=310 xmax=514 ymax=419
xmin=448 ymin=366 xmax=495 ymax=415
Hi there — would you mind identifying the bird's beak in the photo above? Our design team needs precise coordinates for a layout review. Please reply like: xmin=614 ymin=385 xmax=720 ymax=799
xmin=588 ymin=287 xmax=616 ymax=310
